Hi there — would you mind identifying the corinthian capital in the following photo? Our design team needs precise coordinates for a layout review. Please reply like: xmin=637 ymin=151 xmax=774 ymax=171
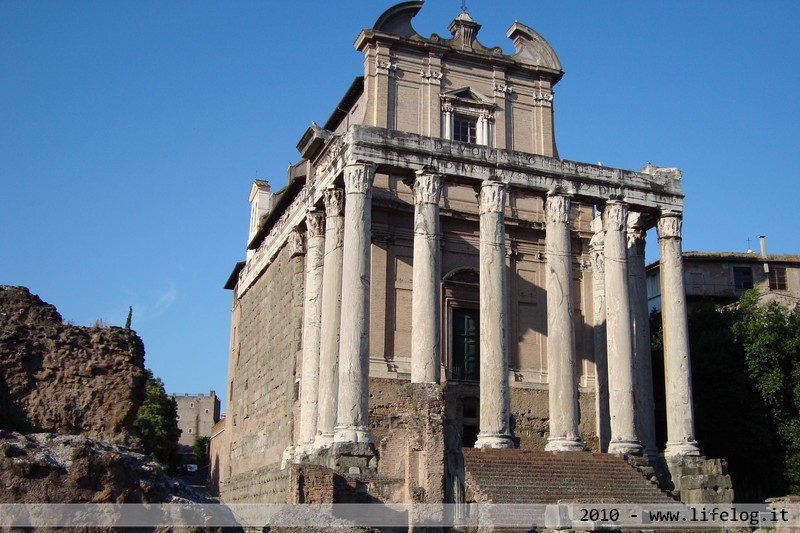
xmin=602 ymin=201 xmax=629 ymax=232
xmin=657 ymin=211 xmax=683 ymax=240
xmin=479 ymin=180 xmax=506 ymax=215
xmin=413 ymin=171 xmax=442 ymax=205
xmin=305 ymin=210 xmax=325 ymax=238
xmin=323 ymin=188 xmax=344 ymax=217
xmin=343 ymin=160 xmax=375 ymax=195
xmin=545 ymin=194 xmax=571 ymax=225
xmin=626 ymin=225 xmax=646 ymax=253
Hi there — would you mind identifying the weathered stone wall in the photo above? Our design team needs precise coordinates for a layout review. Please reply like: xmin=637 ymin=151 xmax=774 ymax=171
xmin=222 ymin=463 xmax=291 ymax=503
xmin=223 ymin=243 xmax=304 ymax=502
xmin=0 ymin=286 xmax=145 ymax=445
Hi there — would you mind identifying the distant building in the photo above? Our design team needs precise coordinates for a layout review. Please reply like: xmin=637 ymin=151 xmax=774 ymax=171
xmin=173 ymin=391 xmax=221 ymax=452
xmin=647 ymin=236 xmax=800 ymax=310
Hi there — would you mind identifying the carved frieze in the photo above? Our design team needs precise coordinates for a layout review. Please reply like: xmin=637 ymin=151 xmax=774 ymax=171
xmin=533 ymin=91 xmax=554 ymax=108
xmin=343 ymin=160 xmax=376 ymax=195
xmin=288 ymin=228 xmax=305 ymax=257
xmin=545 ymin=194 xmax=571 ymax=225
xmin=657 ymin=212 xmax=683 ymax=240
xmin=479 ymin=180 xmax=506 ymax=214
xmin=413 ymin=171 xmax=442 ymax=205
xmin=305 ymin=211 xmax=325 ymax=238
xmin=317 ymin=135 xmax=346 ymax=181
xmin=323 ymin=188 xmax=345 ymax=217
xmin=420 ymin=68 xmax=443 ymax=85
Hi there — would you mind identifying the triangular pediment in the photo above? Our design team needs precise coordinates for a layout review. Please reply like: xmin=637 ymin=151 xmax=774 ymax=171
xmin=442 ymin=87 xmax=493 ymax=105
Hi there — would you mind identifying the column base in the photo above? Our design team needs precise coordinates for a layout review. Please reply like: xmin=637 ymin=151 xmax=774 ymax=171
xmin=313 ymin=432 xmax=334 ymax=451
xmin=474 ymin=433 xmax=515 ymax=449
xmin=333 ymin=424 xmax=374 ymax=445
xmin=608 ymin=439 xmax=643 ymax=455
xmin=281 ymin=445 xmax=296 ymax=469
xmin=664 ymin=439 xmax=700 ymax=459
xmin=545 ymin=437 xmax=585 ymax=452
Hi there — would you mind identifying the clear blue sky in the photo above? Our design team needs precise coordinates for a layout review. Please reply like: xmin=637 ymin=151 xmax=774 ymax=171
xmin=2 ymin=1 xmax=798 ymax=413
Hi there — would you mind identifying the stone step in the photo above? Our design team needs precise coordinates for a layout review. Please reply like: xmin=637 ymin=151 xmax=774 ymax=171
xmin=462 ymin=448 xmax=675 ymax=505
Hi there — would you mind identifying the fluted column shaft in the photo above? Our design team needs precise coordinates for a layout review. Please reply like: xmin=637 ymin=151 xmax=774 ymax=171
xmin=475 ymin=180 xmax=514 ymax=449
xmin=604 ymin=201 xmax=643 ymax=455
xmin=657 ymin=212 xmax=700 ymax=458
xmin=334 ymin=161 xmax=375 ymax=445
xmin=627 ymin=219 xmax=658 ymax=458
xmin=411 ymin=171 xmax=442 ymax=383
xmin=544 ymin=194 xmax=584 ymax=451
xmin=314 ymin=188 xmax=345 ymax=449
xmin=298 ymin=212 xmax=326 ymax=447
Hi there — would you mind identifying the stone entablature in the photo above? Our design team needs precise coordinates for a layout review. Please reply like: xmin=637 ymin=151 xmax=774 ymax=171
xmin=238 ymin=125 xmax=682 ymax=296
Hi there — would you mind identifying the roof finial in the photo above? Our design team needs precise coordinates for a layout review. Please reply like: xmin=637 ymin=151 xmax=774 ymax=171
xmin=461 ymin=0 xmax=468 ymax=13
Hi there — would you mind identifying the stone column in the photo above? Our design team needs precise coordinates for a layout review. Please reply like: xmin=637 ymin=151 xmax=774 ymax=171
xmin=627 ymin=215 xmax=658 ymax=458
xmin=590 ymin=213 xmax=611 ymax=452
xmin=298 ymin=211 xmax=325 ymax=450
xmin=314 ymin=188 xmax=345 ymax=450
xmin=475 ymin=180 xmax=514 ymax=449
xmin=333 ymin=161 xmax=376 ymax=446
xmin=411 ymin=170 xmax=442 ymax=383
xmin=657 ymin=212 xmax=700 ymax=458
xmin=603 ymin=201 xmax=643 ymax=455
xmin=544 ymin=194 xmax=584 ymax=451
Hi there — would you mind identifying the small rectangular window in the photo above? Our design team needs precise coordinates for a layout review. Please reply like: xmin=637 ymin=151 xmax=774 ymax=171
xmin=769 ymin=267 xmax=787 ymax=290
xmin=453 ymin=116 xmax=477 ymax=144
xmin=733 ymin=266 xmax=754 ymax=291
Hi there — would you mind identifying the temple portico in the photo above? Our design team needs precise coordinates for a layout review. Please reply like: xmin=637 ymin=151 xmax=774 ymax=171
xmin=267 ymin=126 xmax=701 ymax=462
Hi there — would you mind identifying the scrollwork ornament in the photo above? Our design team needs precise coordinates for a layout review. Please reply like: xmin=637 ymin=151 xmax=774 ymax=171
xmin=533 ymin=91 xmax=554 ymax=107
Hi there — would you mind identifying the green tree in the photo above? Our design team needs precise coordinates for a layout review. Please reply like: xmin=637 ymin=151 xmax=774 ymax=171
xmin=193 ymin=435 xmax=210 ymax=469
xmin=134 ymin=369 xmax=181 ymax=469
xmin=651 ymin=302 xmax=787 ymax=501
xmin=733 ymin=290 xmax=800 ymax=493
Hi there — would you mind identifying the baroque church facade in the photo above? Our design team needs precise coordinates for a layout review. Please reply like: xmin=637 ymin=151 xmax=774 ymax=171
xmin=212 ymin=2 xmax=732 ymax=506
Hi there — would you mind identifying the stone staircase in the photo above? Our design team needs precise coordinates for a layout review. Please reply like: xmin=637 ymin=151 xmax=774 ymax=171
xmin=462 ymin=448 xmax=676 ymax=504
